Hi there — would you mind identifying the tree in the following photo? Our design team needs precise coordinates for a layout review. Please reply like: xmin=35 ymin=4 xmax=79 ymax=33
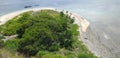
xmin=60 ymin=11 xmax=64 ymax=17
xmin=0 ymin=40 xmax=4 ymax=48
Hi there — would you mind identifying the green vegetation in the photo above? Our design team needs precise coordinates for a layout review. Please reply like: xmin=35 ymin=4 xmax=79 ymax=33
xmin=0 ymin=10 xmax=97 ymax=58
xmin=0 ymin=34 xmax=5 ymax=40
xmin=78 ymin=53 xmax=98 ymax=58
xmin=4 ymin=39 xmax=19 ymax=52
xmin=0 ymin=34 xmax=4 ymax=48
xmin=0 ymin=40 xmax=4 ymax=48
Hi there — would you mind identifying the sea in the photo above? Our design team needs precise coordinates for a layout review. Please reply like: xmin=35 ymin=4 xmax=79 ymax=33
xmin=0 ymin=0 xmax=120 ymax=58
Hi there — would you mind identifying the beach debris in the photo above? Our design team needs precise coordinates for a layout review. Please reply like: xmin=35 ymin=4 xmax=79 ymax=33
xmin=2 ymin=34 xmax=17 ymax=42
xmin=84 ymin=38 xmax=88 ymax=39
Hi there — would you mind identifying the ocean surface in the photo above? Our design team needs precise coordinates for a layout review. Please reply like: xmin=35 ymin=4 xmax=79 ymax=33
xmin=0 ymin=0 xmax=120 ymax=58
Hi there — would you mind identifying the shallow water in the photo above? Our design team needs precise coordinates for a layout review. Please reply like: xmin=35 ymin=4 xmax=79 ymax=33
xmin=0 ymin=0 xmax=120 ymax=58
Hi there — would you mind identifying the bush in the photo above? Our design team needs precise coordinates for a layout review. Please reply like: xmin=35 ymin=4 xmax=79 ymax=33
xmin=4 ymin=39 xmax=19 ymax=51
xmin=0 ymin=40 xmax=4 ymax=48
xmin=42 ymin=54 xmax=67 ymax=58
xmin=78 ymin=53 xmax=97 ymax=58
xmin=36 ymin=51 xmax=50 ymax=58
xmin=0 ymin=35 xmax=5 ymax=40
xmin=49 ymin=44 xmax=60 ymax=51
xmin=36 ymin=51 xmax=67 ymax=58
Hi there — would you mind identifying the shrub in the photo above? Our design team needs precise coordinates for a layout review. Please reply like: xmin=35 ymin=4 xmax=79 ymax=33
xmin=78 ymin=53 xmax=97 ymax=58
xmin=0 ymin=35 xmax=5 ymax=40
xmin=4 ymin=39 xmax=19 ymax=51
xmin=0 ymin=40 xmax=4 ymax=48
xmin=49 ymin=44 xmax=60 ymax=51
xmin=36 ymin=51 xmax=50 ymax=58
xmin=42 ymin=54 xmax=67 ymax=58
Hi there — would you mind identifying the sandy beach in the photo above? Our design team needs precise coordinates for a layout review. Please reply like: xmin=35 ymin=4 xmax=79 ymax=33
xmin=0 ymin=7 xmax=55 ymax=25
xmin=0 ymin=8 xmax=113 ymax=58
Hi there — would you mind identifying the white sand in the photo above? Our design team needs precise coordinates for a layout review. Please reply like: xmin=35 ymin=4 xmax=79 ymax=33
xmin=70 ymin=13 xmax=90 ymax=32
xmin=0 ymin=7 xmax=55 ymax=25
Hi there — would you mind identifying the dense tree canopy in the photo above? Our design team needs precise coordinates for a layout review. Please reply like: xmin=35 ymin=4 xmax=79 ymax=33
xmin=0 ymin=10 xmax=97 ymax=58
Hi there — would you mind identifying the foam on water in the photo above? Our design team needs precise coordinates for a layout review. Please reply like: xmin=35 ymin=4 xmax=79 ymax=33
xmin=103 ymin=32 xmax=110 ymax=40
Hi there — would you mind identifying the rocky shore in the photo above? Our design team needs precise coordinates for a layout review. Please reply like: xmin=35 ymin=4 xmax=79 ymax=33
xmin=69 ymin=12 xmax=114 ymax=58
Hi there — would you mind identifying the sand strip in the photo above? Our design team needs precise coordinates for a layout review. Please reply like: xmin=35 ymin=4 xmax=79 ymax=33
xmin=0 ymin=7 xmax=55 ymax=25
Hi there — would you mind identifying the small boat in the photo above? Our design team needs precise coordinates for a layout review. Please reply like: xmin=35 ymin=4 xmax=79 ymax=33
xmin=24 ymin=6 xmax=32 ymax=8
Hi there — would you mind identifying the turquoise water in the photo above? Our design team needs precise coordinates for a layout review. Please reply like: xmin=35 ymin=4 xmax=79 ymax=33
xmin=0 ymin=0 xmax=120 ymax=58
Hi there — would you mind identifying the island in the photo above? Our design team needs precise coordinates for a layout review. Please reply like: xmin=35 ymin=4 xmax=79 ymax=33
xmin=0 ymin=8 xmax=97 ymax=58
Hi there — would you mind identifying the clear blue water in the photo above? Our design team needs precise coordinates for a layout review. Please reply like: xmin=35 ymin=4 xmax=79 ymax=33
xmin=0 ymin=0 xmax=120 ymax=58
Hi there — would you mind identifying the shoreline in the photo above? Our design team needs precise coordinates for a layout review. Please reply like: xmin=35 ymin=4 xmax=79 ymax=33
xmin=0 ymin=7 xmax=108 ymax=58
xmin=0 ymin=7 xmax=55 ymax=25
xmin=71 ymin=13 xmax=114 ymax=58
xmin=62 ymin=10 xmax=113 ymax=58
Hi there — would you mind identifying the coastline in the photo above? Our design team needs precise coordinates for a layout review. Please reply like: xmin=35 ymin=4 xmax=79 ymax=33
xmin=0 ymin=8 xmax=110 ymax=58
xmin=63 ymin=11 xmax=114 ymax=58
xmin=0 ymin=7 xmax=55 ymax=25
